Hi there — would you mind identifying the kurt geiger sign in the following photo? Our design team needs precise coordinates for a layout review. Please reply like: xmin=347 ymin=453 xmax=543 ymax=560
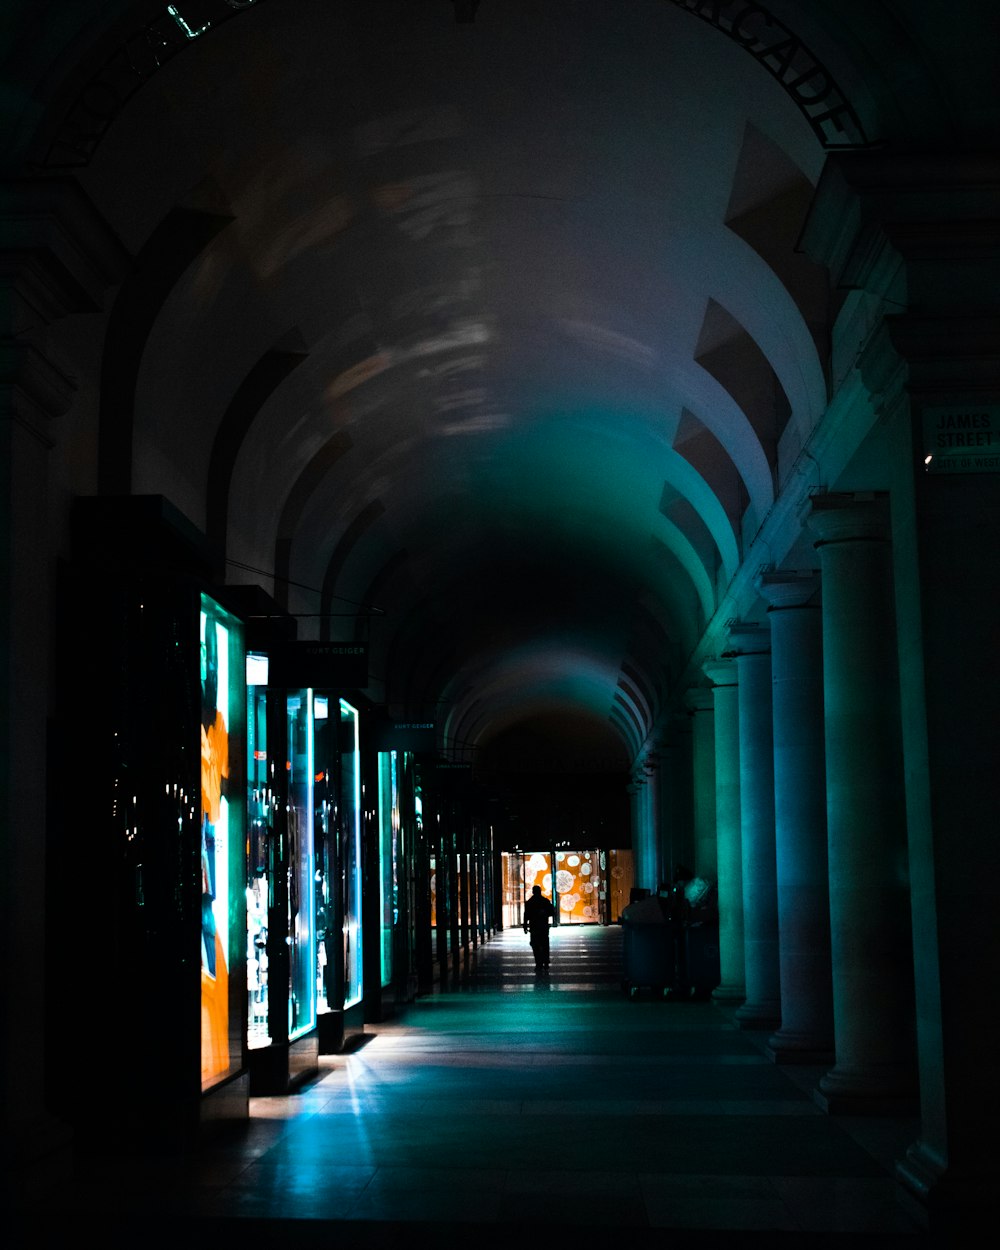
xmin=923 ymin=406 xmax=1000 ymax=475
xmin=267 ymin=641 xmax=368 ymax=688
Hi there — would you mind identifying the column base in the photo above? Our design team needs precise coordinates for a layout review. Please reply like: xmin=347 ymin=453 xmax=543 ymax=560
xmin=897 ymin=1142 xmax=1000 ymax=1237
xmin=896 ymin=1138 xmax=946 ymax=1202
xmin=711 ymin=981 xmax=745 ymax=1004
xmin=813 ymin=1063 xmax=918 ymax=1115
xmin=766 ymin=1027 xmax=835 ymax=1065
xmin=735 ymin=999 xmax=781 ymax=1031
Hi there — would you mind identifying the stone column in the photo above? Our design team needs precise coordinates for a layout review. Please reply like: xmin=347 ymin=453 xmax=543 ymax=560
xmin=728 ymin=623 xmax=781 ymax=1031
xmin=668 ymin=716 xmax=694 ymax=877
xmin=758 ymin=571 xmax=833 ymax=1063
xmin=627 ymin=777 xmax=650 ymax=893
xmin=703 ymin=659 xmax=744 ymax=1002
xmin=799 ymin=149 xmax=999 ymax=1227
xmin=654 ymin=720 xmax=693 ymax=882
xmin=685 ymin=688 xmax=717 ymax=882
xmin=808 ymin=493 xmax=916 ymax=1112
xmin=643 ymin=750 xmax=665 ymax=890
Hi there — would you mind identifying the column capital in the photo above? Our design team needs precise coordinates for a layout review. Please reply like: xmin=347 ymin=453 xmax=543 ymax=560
xmin=726 ymin=620 xmax=770 ymax=656
xmin=684 ymin=687 xmax=714 ymax=714
xmin=702 ymin=657 xmax=737 ymax=687
xmin=799 ymin=152 xmax=1000 ymax=304
xmin=757 ymin=570 xmax=821 ymax=611
xmin=658 ymin=712 xmax=689 ymax=741
xmin=806 ymin=491 xmax=890 ymax=547
xmin=883 ymin=314 xmax=1000 ymax=395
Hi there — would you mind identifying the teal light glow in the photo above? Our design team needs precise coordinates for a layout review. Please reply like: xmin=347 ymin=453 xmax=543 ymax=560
xmin=377 ymin=751 xmax=399 ymax=988
xmin=200 ymin=593 xmax=244 ymax=1087
xmin=246 ymin=652 xmax=268 ymax=686
xmin=167 ymin=5 xmax=211 ymax=39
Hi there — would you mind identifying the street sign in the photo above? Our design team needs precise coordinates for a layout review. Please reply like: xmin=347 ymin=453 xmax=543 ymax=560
xmin=923 ymin=405 xmax=1000 ymax=474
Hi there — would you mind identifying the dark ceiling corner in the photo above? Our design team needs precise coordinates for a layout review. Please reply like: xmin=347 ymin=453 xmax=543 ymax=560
xmin=453 ymin=0 xmax=481 ymax=24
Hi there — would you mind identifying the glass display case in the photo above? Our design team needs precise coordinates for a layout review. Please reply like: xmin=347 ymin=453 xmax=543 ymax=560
xmin=68 ymin=502 xmax=249 ymax=1138
xmin=200 ymin=593 xmax=246 ymax=1089
xmin=244 ymin=653 xmax=317 ymax=1080
xmin=377 ymin=749 xmax=401 ymax=988
xmin=314 ymin=695 xmax=334 ymax=1018
xmin=286 ymin=690 xmax=316 ymax=1039
xmin=340 ymin=698 xmax=363 ymax=1010
xmin=246 ymin=671 xmax=271 ymax=1050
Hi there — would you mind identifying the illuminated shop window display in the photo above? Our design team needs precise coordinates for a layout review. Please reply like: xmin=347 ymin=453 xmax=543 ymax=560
xmin=506 ymin=849 xmax=607 ymax=924
xmin=340 ymin=699 xmax=363 ymax=1009
xmin=200 ymin=594 xmax=245 ymax=1088
xmin=244 ymin=660 xmax=317 ymax=1048
xmin=286 ymin=690 xmax=316 ymax=1039
xmin=246 ymin=660 xmax=271 ymax=1049
xmin=314 ymin=695 xmax=333 ymax=1015
xmin=377 ymin=750 xmax=401 ymax=988
xmin=607 ymin=849 xmax=635 ymax=923
xmin=502 ymin=851 xmax=526 ymax=928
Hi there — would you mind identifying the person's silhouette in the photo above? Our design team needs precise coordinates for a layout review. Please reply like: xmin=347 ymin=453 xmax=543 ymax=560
xmin=523 ymin=885 xmax=556 ymax=971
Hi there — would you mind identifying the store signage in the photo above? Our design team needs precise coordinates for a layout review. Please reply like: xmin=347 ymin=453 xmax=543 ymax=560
xmin=667 ymin=0 xmax=867 ymax=147
xmin=373 ymin=721 xmax=436 ymax=752
xmin=923 ymin=405 xmax=1000 ymax=474
xmin=267 ymin=641 xmax=368 ymax=688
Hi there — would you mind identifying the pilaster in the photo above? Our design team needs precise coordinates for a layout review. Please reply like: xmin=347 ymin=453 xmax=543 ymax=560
xmin=757 ymin=571 xmax=833 ymax=1064
xmin=684 ymin=688 xmax=716 ymax=882
xmin=807 ymin=493 xmax=916 ymax=1114
xmin=703 ymin=658 xmax=743 ymax=1003
xmin=726 ymin=622 xmax=781 ymax=1032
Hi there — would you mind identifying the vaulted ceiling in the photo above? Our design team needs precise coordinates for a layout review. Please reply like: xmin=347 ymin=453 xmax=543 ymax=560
xmin=4 ymin=0 xmax=987 ymax=774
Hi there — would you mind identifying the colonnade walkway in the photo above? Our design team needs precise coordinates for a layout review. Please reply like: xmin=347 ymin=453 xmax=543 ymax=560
xmin=22 ymin=925 xmax=932 ymax=1247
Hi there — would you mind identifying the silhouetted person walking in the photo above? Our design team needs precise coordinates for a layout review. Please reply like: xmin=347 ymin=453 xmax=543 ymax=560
xmin=523 ymin=884 xmax=555 ymax=971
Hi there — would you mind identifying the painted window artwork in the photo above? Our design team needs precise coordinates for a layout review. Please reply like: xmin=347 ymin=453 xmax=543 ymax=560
xmin=200 ymin=595 xmax=236 ymax=1085
xmin=522 ymin=850 xmax=604 ymax=923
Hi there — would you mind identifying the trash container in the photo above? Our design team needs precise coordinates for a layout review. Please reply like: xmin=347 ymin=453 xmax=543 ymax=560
xmin=681 ymin=876 xmax=720 ymax=998
xmin=683 ymin=916 xmax=721 ymax=998
xmin=621 ymin=894 xmax=676 ymax=998
xmin=621 ymin=879 xmax=721 ymax=999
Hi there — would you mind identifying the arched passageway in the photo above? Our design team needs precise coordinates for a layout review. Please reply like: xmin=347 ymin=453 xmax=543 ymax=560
xmin=3 ymin=1 xmax=998 ymax=1239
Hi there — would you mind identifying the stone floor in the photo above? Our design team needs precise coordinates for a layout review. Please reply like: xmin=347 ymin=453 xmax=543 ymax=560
xmin=16 ymin=924 xmax=933 ymax=1247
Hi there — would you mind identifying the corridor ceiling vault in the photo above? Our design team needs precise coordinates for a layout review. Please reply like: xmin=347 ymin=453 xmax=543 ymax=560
xmin=5 ymin=0 xmax=988 ymax=771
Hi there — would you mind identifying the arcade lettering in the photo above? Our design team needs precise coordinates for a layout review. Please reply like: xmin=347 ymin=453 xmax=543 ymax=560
xmin=668 ymin=0 xmax=868 ymax=147
xmin=37 ymin=0 xmax=870 ymax=170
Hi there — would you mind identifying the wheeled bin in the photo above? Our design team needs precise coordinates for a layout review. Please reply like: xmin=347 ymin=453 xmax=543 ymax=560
xmin=681 ymin=876 xmax=720 ymax=998
xmin=621 ymin=894 xmax=676 ymax=998
xmin=683 ymin=917 xmax=721 ymax=999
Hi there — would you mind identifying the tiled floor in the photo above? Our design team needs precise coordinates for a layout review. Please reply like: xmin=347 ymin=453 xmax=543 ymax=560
xmin=19 ymin=925 xmax=932 ymax=1246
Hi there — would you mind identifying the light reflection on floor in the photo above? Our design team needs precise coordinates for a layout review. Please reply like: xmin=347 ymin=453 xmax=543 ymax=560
xmin=19 ymin=925 xmax=929 ymax=1245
